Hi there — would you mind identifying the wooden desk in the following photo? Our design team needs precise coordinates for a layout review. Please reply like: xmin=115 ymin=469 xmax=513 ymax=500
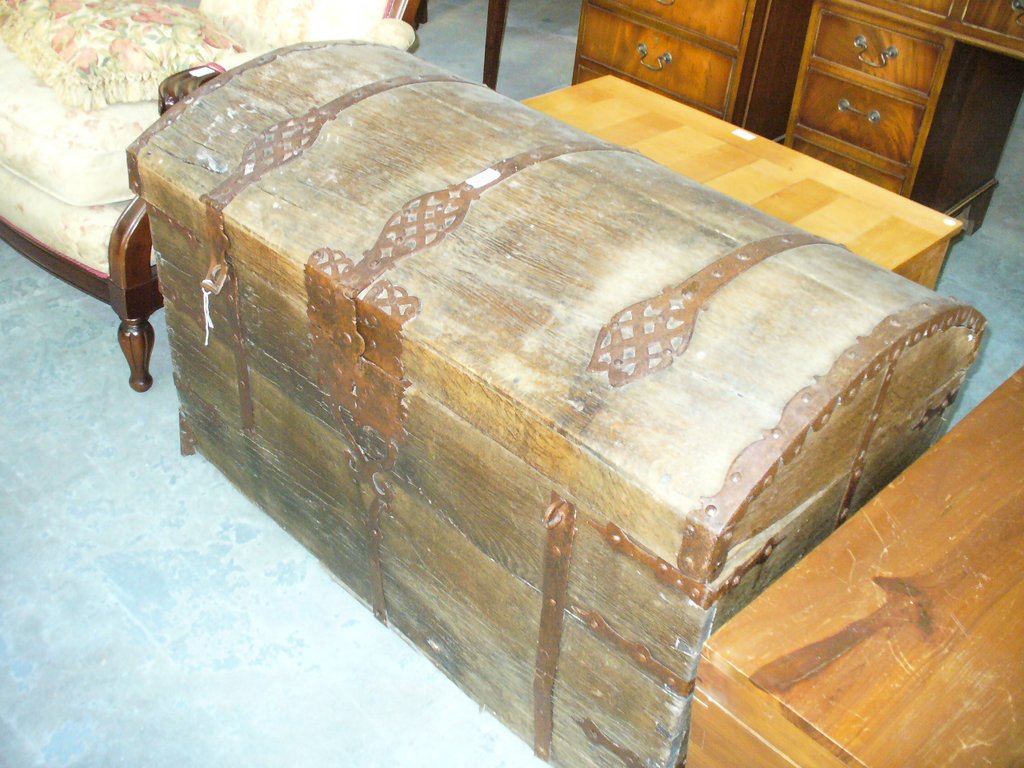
xmin=787 ymin=0 xmax=1024 ymax=233
xmin=689 ymin=367 xmax=1024 ymax=767
xmin=526 ymin=76 xmax=962 ymax=288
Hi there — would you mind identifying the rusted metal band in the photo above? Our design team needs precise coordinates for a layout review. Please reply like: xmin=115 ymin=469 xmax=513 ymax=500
xmin=572 ymin=607 xmax=695 ymax=696
xmin=306 ymin=245 xmax=418 ymax=626
xmin=835 ymin=362 xmax=895 ymax=526
xmin=220 ymin=264 xmax=256 ymax=433
xmin=677 ymin=299 xmax=986 ymax=583
xmin=353 ymin=442 xmax=398 ymax=624
xmin=576 ymin=719 xmax=644 ymax=768
xmin=593 ymin=521 xmax=709 ymax=605
xmin=127 ymin=41 xmax=340 ymax=195
xmin=534 ymin=493 xmax=578 ymax=762
xmin=913 ymin=387 xmax=959 ymax=432
xmin=590 ymin=233 xmax=829 ymax=387
xmin=592 ymin=520 xmax=779 ymax=610
xmin=201 ymin=72 xmax=477 ymax=294
xmin=329 ymin=140 xmax=624 ymax=297
xmin=179 ymin=411 xmax=197 ymax=457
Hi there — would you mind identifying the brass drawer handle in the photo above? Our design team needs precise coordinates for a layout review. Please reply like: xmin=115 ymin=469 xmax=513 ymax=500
xmin=1014 ymin=0 xmax=1024 ymax=27
xmin=637 ymin=42 xmax=673 ymax=71
xmin=838 ymin=98 xmax=881 ymax=124
xmin=655 ymin=0 xmax=677 ymax=4
xmin=854 ymin=35 xmax=899 ymax=68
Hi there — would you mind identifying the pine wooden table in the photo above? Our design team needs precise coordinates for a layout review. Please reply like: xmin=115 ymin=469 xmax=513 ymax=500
xmin=525 ymin=76 xmax=962 ymax=289
xmin=688 ymin=366 xmax=1024 ymax=767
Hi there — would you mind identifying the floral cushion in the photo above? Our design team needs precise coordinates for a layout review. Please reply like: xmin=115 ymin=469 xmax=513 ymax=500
xmin=0 ymin=40 xmax=156 ymax=206
xmin=0 ymin=0 xmax=245 ymax=111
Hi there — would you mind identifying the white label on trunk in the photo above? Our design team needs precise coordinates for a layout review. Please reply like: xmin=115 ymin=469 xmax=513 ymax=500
xmin=466 ymin=167 xmax=501 ymax=189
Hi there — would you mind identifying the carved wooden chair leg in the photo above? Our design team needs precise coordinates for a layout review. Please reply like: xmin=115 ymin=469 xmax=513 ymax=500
xmin=108 ymin=195 xmax=162 ymax=392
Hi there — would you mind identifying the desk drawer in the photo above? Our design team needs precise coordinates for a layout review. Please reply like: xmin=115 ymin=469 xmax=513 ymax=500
xmin=813 ymin=9 xmax=945 ymax=95
xmin=579 ymin=5 xmax=736 ymax=114
xmin=790 ymin=138 xmax=906 ymax=193
xmin=962 ymin=0 xmax=1024 ymax=44
xmin=794 ymin=69 xmax=925 ymax=164
xmin=611 ymin=0 xmax=749 ymax=48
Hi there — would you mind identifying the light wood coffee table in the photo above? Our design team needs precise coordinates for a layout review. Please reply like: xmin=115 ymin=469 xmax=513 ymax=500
xmin=526 ymin=76 xmax=961 ymax=289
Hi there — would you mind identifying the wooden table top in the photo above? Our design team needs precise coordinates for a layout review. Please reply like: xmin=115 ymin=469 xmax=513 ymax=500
xmin=525 ymin=76 xmax=962 ymax=288
xmin=690 ymin=367 xmax=1024 ymax=767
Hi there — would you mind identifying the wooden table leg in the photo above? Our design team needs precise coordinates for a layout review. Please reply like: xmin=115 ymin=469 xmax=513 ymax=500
xmin=483 ymin=0 xmax=510 ymax=89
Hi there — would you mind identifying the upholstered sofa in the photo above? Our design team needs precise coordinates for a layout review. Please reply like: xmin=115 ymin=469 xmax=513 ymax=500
xmin=0 ymin=0 xmax=414 ymax=391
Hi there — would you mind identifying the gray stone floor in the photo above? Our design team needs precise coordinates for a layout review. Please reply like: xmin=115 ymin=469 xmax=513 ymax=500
xmin=1 ymin=1 xmax=1021 ymax=766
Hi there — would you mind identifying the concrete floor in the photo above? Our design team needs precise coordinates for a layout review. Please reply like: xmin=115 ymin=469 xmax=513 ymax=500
xmin=1 ymin=1 xmax=1021 ymax=766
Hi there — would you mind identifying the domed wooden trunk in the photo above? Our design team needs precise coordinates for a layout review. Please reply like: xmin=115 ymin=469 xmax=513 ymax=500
xmin=131 ymin=43 xmax=984 ymax=768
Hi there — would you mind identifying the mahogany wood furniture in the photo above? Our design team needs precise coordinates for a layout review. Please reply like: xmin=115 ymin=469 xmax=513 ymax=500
xmin=0 ymin=201 xmax=159 ymax=391
xmin=572 ymin=0 xmax=816 ymax=140
xmin=689 ymin=365 xmax=1024 ymax=768
xmin=526 ymin=76 xmax=963 ymax=289
xmin=134 ymin=44 xmax=983 ymax=767
xmin=787 ymin=0 xmax=1024 ymax=233
xmin=484 ymin=0 xmax=510 ymax=89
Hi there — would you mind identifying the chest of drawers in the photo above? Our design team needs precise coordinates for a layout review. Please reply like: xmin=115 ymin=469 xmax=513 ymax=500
xmin=572 ymin=0 xmax=814 ymax=139
xmin=786 ymin=0 xmax=1024 ymax=231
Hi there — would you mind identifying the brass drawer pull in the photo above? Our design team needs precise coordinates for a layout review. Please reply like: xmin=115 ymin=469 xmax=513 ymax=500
xmin=838 ymin=98 xmax=881 ymax=124
xmin=655 ymin=0 xmax=677 ymax=5
xmin=637 ymin=42 xmax=672 ymax=71
xmin=854 ymin=35 xmax=899 ymax=68
xmin=1014 ymin=0 xmax=1024 ymax=28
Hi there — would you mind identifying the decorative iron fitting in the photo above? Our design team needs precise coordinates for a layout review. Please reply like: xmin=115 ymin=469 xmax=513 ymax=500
xmin=572 ymin=607 xmax=695 ymax=696
xmin=589 ymin=233 xmax=829 ymax=387
xmin=321 ymin=140 xmax=626 ymax=299
xmin=127 ymin=41 xmax=340 ymax=195
xmin=676 ymin=299 xmax=986 ymax=583
xmin=306 ymin=245 xmax=420 ymax=627
xmin=576 ymin=718 xmax=645 ymax=768
xmin=534 ymin=493 xmax=578 ymax=762
xmin=199 ymin=72 xmax=475 ymax=296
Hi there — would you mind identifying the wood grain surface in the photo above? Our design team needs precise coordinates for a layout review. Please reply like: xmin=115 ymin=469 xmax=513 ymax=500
xmin=692 ymin=367 xmax=1024 ymax=767
xmin=525 ymin=75 xmax=960 ymax=288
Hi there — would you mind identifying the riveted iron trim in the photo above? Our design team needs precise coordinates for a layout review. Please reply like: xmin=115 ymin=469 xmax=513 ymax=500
xmin=836 ymin=363 xmax=895 ymax=526
xmin=912 ymin=387 xmax=960 ymax=432
xmin=534 ymin=493 xmax=578 ymax=762
xmin=677 ymin=299 xmax=986 ymax=583
xmin=572 ymin=607 xmax=695 ymax=696
xmin=127 ymin=40 xmax=341 ymax=195
xmin=306 ymin=246 xmax=420 ymax=625
xmin=576 ymin=719 xmax=644 ymax=768
xmin=593 ymin=521 xmax=781 ymax=610
xmin=179 ymin=411 xmax=197 ymax=457
xmin=325 ymin=140 xmax=625 ymax=298
xmin=201 ymin=72 xmax=476 ymax=295
xmin=590 ymin=233 xmax=829 ymax=387
xmin=221 ymin=264 xmax=256 ymax=433
xmin=593 ymin=520 xmax=711 ymax=606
